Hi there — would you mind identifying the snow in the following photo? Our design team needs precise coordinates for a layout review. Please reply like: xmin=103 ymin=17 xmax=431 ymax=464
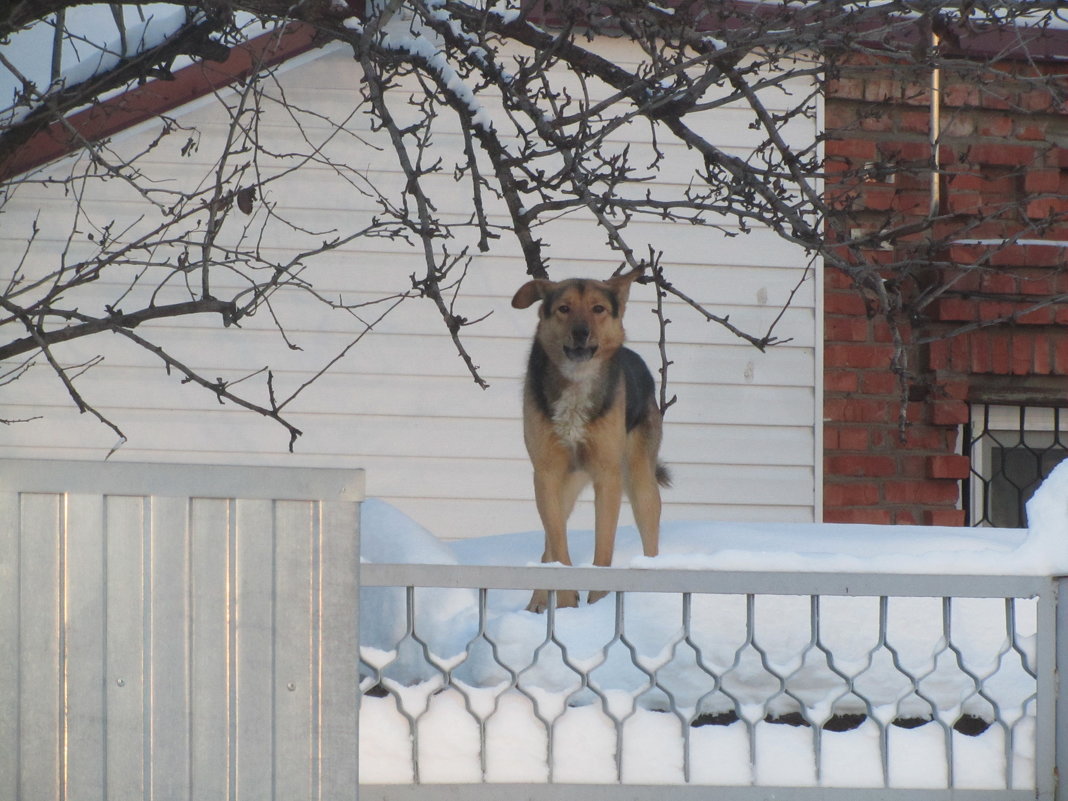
xmin=375 ymin=15 xmax=498 ymax=131
xmin=952 ymin=239 xmax=1068 ymax=249
xmin=2 ymin=5 xmax=187 ymax=123
xmin=357 ymin=460 xmax=1068 ymax=788
xmin=1 ymin=5 xmax=264 ymax=126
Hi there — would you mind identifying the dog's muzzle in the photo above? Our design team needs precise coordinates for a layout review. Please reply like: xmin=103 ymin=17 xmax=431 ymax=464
xmin=565 ymin=324 xmax=596 ymax=361
xmin=564 ymin=345 xmax=598 ymax=361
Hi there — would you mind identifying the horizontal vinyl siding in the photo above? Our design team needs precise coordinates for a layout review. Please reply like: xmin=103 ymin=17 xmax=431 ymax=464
xmin=1 ymin=40 xmax=819 ymax=539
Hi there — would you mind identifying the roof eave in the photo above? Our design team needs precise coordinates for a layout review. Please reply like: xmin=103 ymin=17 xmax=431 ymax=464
xmin=0 ymin=22 xmax=321 ymax=182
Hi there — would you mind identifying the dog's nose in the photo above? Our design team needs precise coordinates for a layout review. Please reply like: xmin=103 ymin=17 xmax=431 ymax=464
xmin=571 ymin=324 xmax=590 ymax=345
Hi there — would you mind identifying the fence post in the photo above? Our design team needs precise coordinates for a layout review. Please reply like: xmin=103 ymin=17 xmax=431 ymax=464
xmin=1036 ymin=577 xmax=1068 ymax=801
xmin=1057 ymin=576 xmax=1068 ymax=801
xmin=355 ymin=515 xmax=362 ymax=801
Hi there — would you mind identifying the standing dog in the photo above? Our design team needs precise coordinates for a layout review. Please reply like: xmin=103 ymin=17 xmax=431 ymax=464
xmin=512 ymin=268 xmax=669 ymax=612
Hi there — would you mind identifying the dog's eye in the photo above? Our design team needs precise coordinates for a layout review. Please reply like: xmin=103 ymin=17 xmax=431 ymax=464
xmin=557 ymin=304 xmax=570 ymax=314
xmin=592 ymin=304 xmax=607 ymax=314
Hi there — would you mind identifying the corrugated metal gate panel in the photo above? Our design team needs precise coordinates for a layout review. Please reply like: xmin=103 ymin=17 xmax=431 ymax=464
xmin=0 ymin=459 xmax=363 ymax=801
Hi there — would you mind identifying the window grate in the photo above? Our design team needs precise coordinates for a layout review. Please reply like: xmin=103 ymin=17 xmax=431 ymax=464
xmin=964 ymin=404 xmax=1068 ymax=527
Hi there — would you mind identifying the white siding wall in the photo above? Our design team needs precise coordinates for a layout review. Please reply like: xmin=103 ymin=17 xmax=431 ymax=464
xmin=0 ymin=40 xmax=820 ymax=540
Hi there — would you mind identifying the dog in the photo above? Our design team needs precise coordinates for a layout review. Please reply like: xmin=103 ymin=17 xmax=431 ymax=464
xmin=511 ymin=268 xmax=669 ymax=612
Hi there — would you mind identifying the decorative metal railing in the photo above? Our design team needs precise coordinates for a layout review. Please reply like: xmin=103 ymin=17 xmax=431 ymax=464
xmin=359 ymin=564 xmax=1065 ymax=801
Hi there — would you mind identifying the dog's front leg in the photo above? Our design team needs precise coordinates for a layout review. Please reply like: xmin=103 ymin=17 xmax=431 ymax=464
xmin=533 ymin=466 xmax=573 ymax=566
xmin=529 ymin=461 xmax=580 ymax=612
xmin=590 ymin=471 xmax=623 ymax=568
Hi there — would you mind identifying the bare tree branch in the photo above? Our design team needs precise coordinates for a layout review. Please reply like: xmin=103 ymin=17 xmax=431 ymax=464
xmin=3 ymin=0 xmax=1067 ymax=445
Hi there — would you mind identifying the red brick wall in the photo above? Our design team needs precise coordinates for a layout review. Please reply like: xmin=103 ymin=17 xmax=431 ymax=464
xmin=823 ymin=56 xmax=1068 ymax=525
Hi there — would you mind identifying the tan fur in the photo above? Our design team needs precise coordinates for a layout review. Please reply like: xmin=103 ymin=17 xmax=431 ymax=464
xmin=512 ymin=269 xmax=666 ymax=612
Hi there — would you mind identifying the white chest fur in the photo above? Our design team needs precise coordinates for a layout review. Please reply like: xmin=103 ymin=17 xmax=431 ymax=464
xmin=550 ymin=362 xmax=603 ymax=447
xmin=552 ymin=383 xmax=594 ymax=446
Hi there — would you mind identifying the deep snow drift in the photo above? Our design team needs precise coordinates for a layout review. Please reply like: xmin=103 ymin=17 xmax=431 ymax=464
xmin=357 ymin=461 xmax=1068 ymax=787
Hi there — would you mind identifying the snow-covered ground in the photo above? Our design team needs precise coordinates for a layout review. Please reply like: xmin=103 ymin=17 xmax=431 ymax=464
xmin=357 ymin=462 xmax=1068 ymax=788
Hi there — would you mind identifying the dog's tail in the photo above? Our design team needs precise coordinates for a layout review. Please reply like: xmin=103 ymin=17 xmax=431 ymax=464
xmin=656 ymin=463 xmax=672 ymax=488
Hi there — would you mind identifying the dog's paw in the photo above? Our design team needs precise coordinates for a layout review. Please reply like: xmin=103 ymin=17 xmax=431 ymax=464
xmin=587 ymin=589 xmax=610 ymax=605
xmin=526 ymin=589 xmax=580 ymax=613
xmin=527 ymin=590 xmax=551 ymax=614
xmin=557 ymin=589 xmax=579 ymax=608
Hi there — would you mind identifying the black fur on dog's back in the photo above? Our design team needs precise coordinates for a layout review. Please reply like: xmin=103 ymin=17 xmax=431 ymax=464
xmin=617 ymin=347 xmax=655 ymax=433
xmin=618 ymin=348 xmax=672 ymax=488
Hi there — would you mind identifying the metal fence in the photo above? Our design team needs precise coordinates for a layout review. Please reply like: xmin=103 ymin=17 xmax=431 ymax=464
xmin=359 ymin=563 xmax=1067 ymax=801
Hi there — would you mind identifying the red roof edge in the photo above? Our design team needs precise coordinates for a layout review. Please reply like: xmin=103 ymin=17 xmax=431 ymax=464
xmin=1 ymin=22 xmax=321 ymax=181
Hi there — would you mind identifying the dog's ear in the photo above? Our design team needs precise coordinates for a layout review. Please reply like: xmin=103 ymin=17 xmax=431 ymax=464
xmin=511 ymin=279 xmax=555 ymax=310
xmin=605 ymin=268 xmax=643 ymax=308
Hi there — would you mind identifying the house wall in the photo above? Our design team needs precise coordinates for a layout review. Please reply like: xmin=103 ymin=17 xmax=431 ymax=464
xmin=823 ymin=54 xmax=1068 ymax=525
xmin=1 ymin=40 xmax=821 ymax=540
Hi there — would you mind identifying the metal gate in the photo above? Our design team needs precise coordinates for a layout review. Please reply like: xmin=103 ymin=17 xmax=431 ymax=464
xmin=0 ymin=459 xmax=363 ymax=801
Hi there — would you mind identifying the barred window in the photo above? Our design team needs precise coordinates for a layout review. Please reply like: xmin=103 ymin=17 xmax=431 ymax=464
xmin=965 ymin=405 xmax=1068 ymax=527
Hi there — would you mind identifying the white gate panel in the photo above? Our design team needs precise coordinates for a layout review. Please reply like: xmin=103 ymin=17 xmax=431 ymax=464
xmin=0 ymin=459 xmax=363 ymax=801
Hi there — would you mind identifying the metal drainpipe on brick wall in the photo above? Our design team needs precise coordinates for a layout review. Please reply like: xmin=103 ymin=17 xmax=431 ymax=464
xmin=930 ymin=29 xmax=942 ymax=216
